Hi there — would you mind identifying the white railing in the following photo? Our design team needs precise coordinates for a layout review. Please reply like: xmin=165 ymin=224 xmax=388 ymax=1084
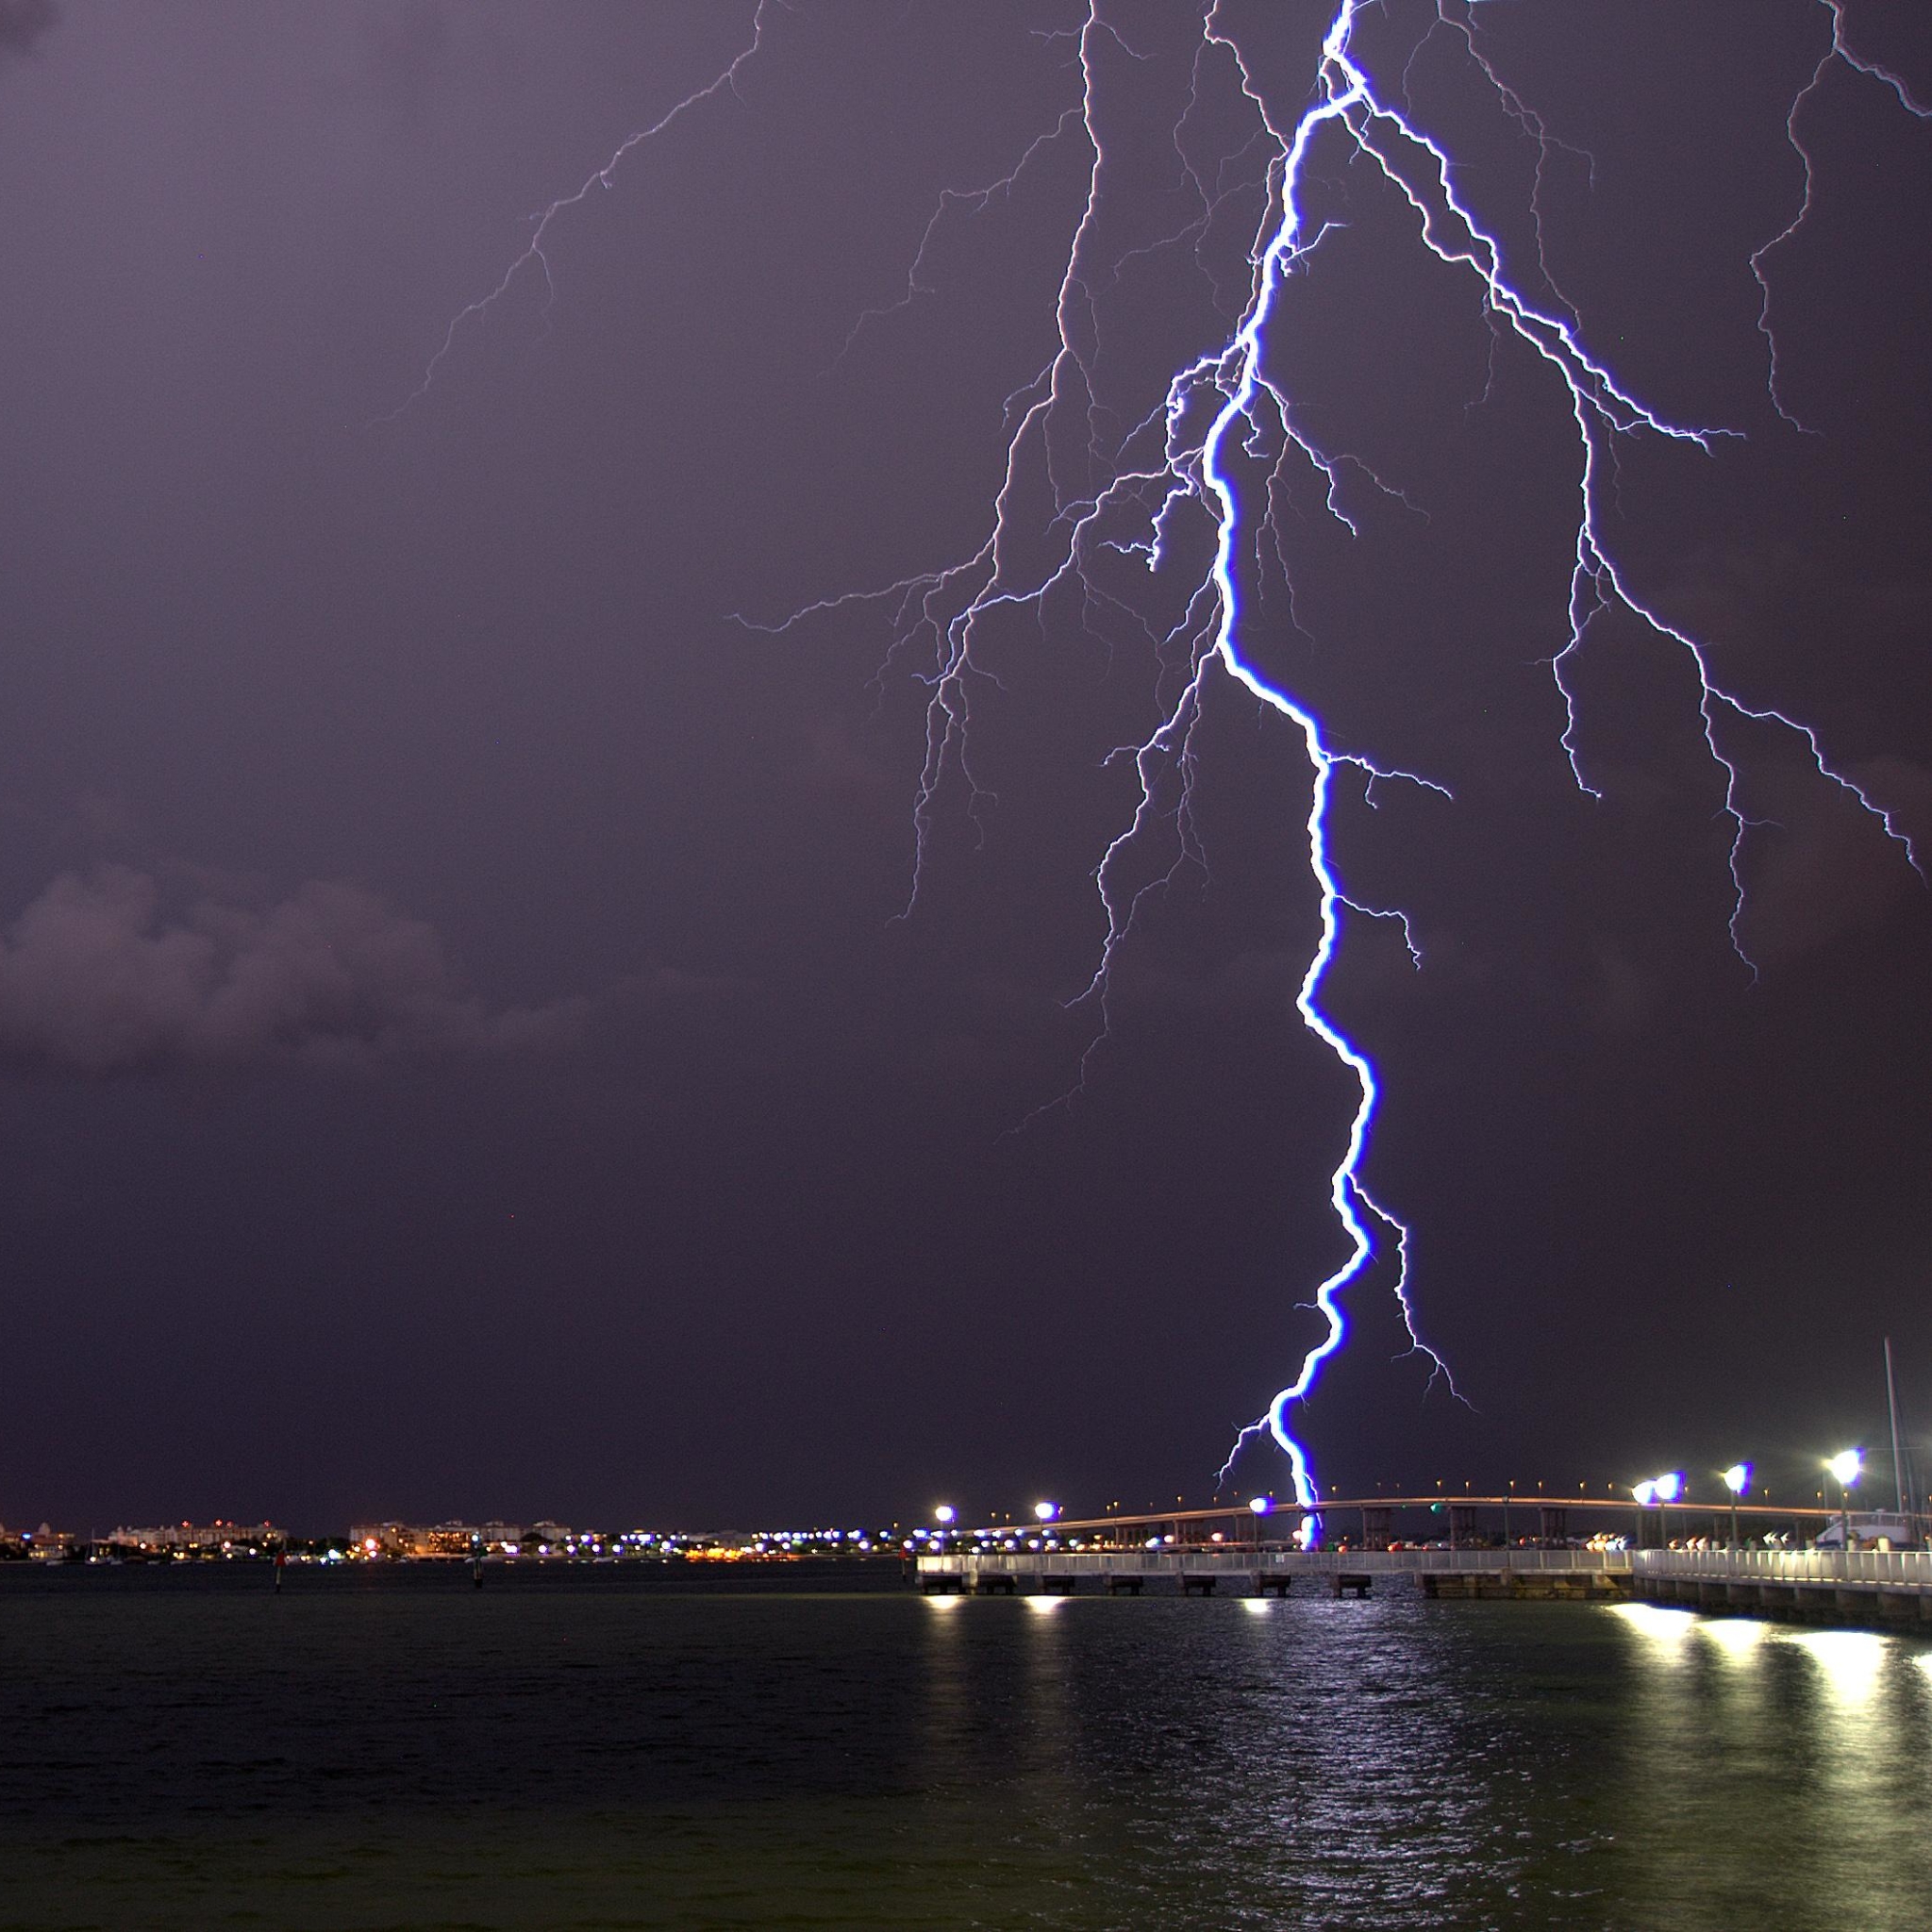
xmin=918 ymin=1547 xmax=1630 ymax=1579
xmin=1634 ymin=1548 xmax=1932 ymax=1590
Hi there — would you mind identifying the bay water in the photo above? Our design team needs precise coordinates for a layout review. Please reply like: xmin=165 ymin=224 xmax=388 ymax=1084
xmin=2 ymin=1566 xmax=1929 ymax=1929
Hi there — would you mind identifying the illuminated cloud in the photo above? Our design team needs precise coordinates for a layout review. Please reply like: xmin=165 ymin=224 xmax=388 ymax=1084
xmin=0 ymin=0 xmax=56 ymax=65
xmin=0 ymin=867 xmax=583 ymax=1075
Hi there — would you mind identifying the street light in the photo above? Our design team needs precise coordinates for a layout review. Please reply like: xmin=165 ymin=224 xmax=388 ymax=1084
xmin=1248 ymin=1496 xmax=1271 ymax=1548
xmin=1629 ymin=1474 xmax=1680 ymax=1548
xmin=1721 ymin=1463 xmax=1751 ymax=1549
xmin=1632 ymin=1479 xmax=1655 ymax=1549
xmin=1033 ymin=1501 xmax=1058 ymax=1524
xmin=1827 ymin=1449 xmax=1862 ymax=1550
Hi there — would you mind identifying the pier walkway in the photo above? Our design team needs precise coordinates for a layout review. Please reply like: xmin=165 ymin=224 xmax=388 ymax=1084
xmin=914 ymin=1546 xmax=1932 ymax=1626
xmin=1633 ymin=1547 xmax=1932 ymax=1626
xmin=917 ymin=1547 xmax=1627 ymax=1600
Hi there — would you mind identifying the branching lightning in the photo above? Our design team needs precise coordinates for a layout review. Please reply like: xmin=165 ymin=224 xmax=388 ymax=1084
xmin=1751 ymin=0 xmax=1932 ymax=431
xmin=374 ymin=0 xmax=790 ymax=427
xmin=388 ymin=1 xmax=1926 ymax=1527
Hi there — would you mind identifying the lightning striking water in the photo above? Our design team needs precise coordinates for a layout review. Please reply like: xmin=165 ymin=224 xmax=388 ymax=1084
xmin=389 ymin=2 xmax=1924 ymax=1522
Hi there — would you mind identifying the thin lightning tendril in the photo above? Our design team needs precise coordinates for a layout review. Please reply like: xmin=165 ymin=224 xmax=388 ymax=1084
xmin=1751 ymin=0 xmax=1932 ymax=431
xmin=373 ymin=0 xmax=790 ymax=428
xmin=391 ymin=0 xmax=1925 ymax=1527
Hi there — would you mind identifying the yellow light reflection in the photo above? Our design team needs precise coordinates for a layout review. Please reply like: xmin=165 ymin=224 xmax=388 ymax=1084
xmin=1608 ymin=1601 xmax=1697 ymax=1650
xmin=1697 ymin=1617 xmax=1771 ymax=1664
xmin=1781 ymin=1628 xmax=1887 ymax=1712
xmin=1241 ymin=1597 xmax=1273 ymax=1618
xmin=1024 ymin=1593 xmax=1066 ymax=1615
xmin=922 ymin=1592 xmax=963 ymax=1612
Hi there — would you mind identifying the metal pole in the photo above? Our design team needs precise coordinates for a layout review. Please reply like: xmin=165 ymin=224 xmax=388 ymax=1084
xmin=1886 ymin=1337 xmax=1908 ymax=1518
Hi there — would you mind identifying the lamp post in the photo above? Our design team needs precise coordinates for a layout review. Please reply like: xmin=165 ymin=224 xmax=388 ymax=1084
xmin=1632 ymin=1479 xmax=1656 ymax=1549
xmin=1654 ymin=1472 xmax=1683 ymax=1549
xmin=1721 ymin=1464 xmax=1751 ymax=1550
xmin=1248 ymin=1495 xmax=1272 ymax=1551
xmin=1826 ymin=1449 xmax=1862 ymax=1554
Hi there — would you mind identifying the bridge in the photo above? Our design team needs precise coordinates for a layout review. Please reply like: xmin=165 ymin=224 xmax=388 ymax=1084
xmin=941 ymin=1492 xmax=1847 ymax=1551
xmin=911 ymin=1495 xmax=1932 ymax=1626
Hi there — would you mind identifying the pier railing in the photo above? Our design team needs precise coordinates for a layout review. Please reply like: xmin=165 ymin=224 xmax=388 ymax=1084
xmin=1631 ymin=1547 xmax=1932 ymax=1589
xmin=919 ymin=1547 xmax=1629 ymax=1581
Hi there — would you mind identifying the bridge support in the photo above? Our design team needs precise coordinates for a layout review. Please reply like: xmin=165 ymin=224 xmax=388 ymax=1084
xmin=1255 ymin=1574 xmax=1292 ymax=1597
xmin=1106 ymin=1574 xmax=1143 ymax=1595
xmin=1333 ymin=1573 xmax=1373 ymax=1599
xmin=1180 ymin=1573 xmax=1217 ymax=1596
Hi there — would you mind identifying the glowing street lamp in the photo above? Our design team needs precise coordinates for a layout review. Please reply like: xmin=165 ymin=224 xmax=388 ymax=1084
xmin=1721 ymin=1463 xmax=1751 ymax=1549
xmin=1248 ymin=1496 xmax=1272 ymax=1549
xmin=1033 ymin=1501 xmax=1058 ymax=1524
xmin=1630 ymin=1474 xmax=1679 ymax=1548
xmin=1827 ymin=1449 xmax=1862 ymax=1551
xmin=1631 ymin=1479 xmax=1655 ymax=1548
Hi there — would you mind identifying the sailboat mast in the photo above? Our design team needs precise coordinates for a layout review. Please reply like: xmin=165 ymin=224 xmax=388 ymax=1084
xmin=1885 ymin=1337 xmax=1907 ymax=1519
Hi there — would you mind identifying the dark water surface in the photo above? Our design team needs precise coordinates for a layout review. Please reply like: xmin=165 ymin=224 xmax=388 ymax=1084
xmin=2 ymin=1567 xmax=1929 ymax=1930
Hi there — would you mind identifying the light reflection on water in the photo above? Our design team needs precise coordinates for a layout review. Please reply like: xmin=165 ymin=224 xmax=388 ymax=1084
xmin=1782 ymin=1625 xmax=1888 ymax=1709
xmin=0 ymin=1573 xmax=1928 ymax=1930
xmin=1696 ymin=1613 xmax=1771 ymax=1662
xmin=1585 ymin=1604 xmax=1931 ymax=1932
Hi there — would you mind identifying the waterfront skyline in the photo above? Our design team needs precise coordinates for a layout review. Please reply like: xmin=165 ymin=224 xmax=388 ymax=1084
xmin=1 ymin=3 xmax=1928 ymax=1531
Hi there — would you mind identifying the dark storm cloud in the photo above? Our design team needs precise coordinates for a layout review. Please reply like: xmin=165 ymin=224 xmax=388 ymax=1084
xmin=0 ymin=0 xmax=56 ymax=64
xmin=0 ymin=867 xmax=582 ymax=1074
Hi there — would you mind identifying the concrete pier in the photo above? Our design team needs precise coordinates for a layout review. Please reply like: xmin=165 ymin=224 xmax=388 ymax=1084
xmin=1630 ymin=1547 xmax=1932 ymax=1627
xmin=917 ymin=1547 xmax=1631 ymax=1600
xmin=914 ymin=1546 xmax=1932 ymax=1631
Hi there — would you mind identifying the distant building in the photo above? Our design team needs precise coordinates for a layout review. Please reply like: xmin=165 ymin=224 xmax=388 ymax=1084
xmin=105 ymin=1522 xmax=281 ymax=1557
xmin=25 ymin=1523 xmax=83 ymax=1560
xmin=350 ymin=1521 xmax=527 ymax=1558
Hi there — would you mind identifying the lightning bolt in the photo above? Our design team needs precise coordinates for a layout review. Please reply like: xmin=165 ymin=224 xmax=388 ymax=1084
xmin=372 ymin=0 xmax=790 ymax=426
xmin=386 ymin=2 xmax=1925 ymax=1526
xmin=1752 ymin=0 xmax=1932 ymax=431
xmin=761 ymin=0 xmax=1924 ymax=1524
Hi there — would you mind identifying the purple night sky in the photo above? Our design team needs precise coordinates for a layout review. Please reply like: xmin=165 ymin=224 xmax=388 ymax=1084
xmin=1 ymin=1 xmax=1927 ymax=1531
